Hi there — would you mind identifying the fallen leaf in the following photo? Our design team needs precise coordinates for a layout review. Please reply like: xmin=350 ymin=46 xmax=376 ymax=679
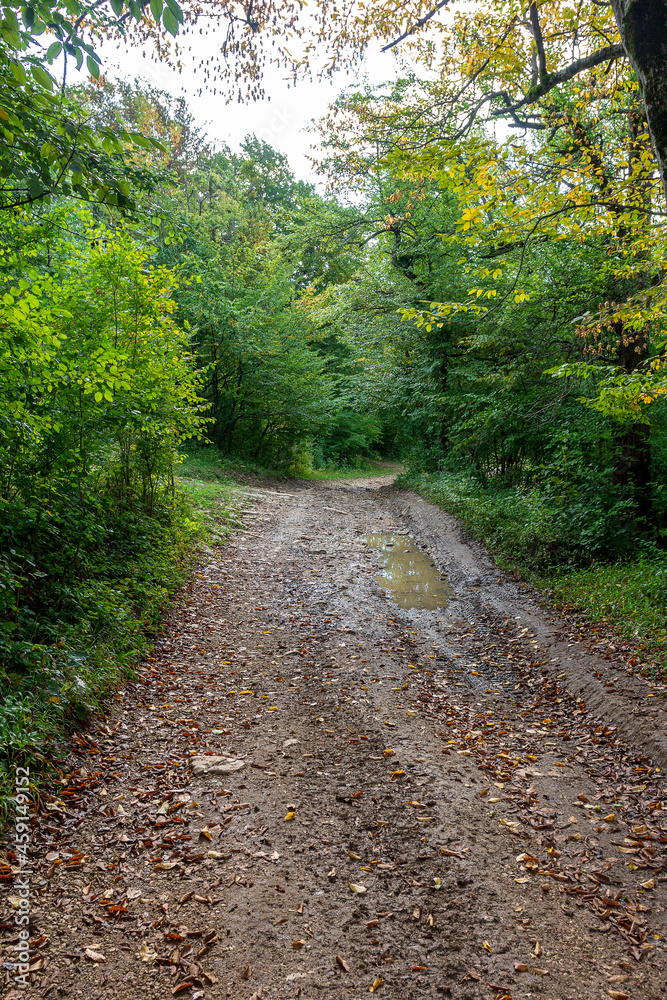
xmin=348 ymin=851 xmax=362 ymax=860
xmin=369 ymin=978 xmax=384 ymax=992
xmin=533 ymin=941 xmax=542 ymax=957
xmin=514 ymin=963 xmax=529 ymax=972
xmin=84 ymin=947 xmax=106 ymax=963
xmin=336 ymin=955 xmax=351 ymax=972
xmin=607 ymin=992 xmax=629 ymax=1000
xmin=641 ymin=878 xmax=656 ymax=889
xmin=139 ymin=943 xmax=157 ymax=963
xmin=285 ymin=811 xmax=296 ymax=821
xmin=483 ymin=940 xmax=492 ymax=953
xmin=349 ymin=882 xmax=367 ymax=893
xmin=292 ymin=940 xmax=305 ymax=949
xmin=241 ymin=965 xmax=252 ymax=979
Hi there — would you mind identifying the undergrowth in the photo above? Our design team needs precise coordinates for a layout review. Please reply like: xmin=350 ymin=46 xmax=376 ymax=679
xmin=0 ymin=475 xmax=242 ymax=823
xmin=400 ymin=468 xmax=667 ymax=677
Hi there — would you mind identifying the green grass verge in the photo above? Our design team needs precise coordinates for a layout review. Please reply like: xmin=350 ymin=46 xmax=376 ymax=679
xmin=399 ymin=468 xmax=667 ymax=678
xmin=0 ymin=475 xmax=242 ymax=825
xmin=178 ymin=445 xmax=403 ymax=483
xmin=549 ymin=562 xmax=667 ymax=671
xmin=302 ymin=460 xmax=404 ymax=481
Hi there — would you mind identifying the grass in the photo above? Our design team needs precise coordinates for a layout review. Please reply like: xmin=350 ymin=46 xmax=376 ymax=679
xmin=0 ymin=472 xmax=243 ymax=825
xmin=400 ymin=467 xmax=667 ymax=678
xmin=178 ymin=445 xmax=404 ymax=483
xmin=302 ymin=460 xmax=404 ymax=481
xmin=549 ymin=560 xmax=667 ymax=671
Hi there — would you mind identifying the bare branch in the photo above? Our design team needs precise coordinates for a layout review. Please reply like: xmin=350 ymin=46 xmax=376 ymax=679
xmin=381 ymin=0 xmax=450 ymax=53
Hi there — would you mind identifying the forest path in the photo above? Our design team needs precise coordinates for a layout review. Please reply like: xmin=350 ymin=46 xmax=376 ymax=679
xmin=6 ymin=478 xmax=667 ymax=1000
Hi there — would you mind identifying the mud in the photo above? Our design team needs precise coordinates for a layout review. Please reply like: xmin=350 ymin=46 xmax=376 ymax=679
xmin=363 ymin=534 xmax=453 ymax=611
xmin=1 ymin=474 xmax=666 ymax=1000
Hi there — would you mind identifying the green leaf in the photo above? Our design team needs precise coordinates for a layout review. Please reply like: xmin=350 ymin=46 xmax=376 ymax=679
xmin=94 ymin=391 xmax=103 ymax=402
xmin=10 ymin=60 xmax=26 ymax=84
xmin=86 ymin=55 xmax=99 ymax=78
xmin=46 ymin=41 xmax=62 ymax=61
xmin=162 ymin=7 xmax=178 ymax=34
xmin=150 ymin=0 xmax=163 ymax=21
xmin=165 ymin=0 xmax=184 ymax=23
xmin=109 ymin=0 xmax=123 ymax=15
xmin=31 ymin=65 xmax=54 ymax=91
xmin=129 ymin=132 xmax=154 ymax=149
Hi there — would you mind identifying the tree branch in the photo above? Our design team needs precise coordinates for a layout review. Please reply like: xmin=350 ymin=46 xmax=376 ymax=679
xmin=381 ymin=0 xmax=450 ymax=53
xmin=529 ymin=2 xmax=548 ymax=82
xmin=492 ymin=43 xmax=625 ymax=118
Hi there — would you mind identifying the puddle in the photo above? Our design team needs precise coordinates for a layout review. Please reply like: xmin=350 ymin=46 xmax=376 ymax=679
xmin=364 ymin=534 xmax=453 ymax=610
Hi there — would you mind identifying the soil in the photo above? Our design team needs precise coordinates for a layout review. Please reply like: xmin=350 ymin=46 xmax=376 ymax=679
xmin=2 ymin=475 xmax=667 ymax=1000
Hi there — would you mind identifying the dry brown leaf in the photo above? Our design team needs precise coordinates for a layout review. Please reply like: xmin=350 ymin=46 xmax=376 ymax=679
xmin=607 ymin=992 xmax=629 ymax=1000
xmin=336 ymin=955 xmax=351 ymax=972
xmin=348 ymin=851 xmax=361 ymax=860
xmin=514 ymin=963 xmax=529 ymax=972
xmin=292 ymin=940 xmax=305 ymax=949
xmin=172 ymin=982 xmax=193 ymax=995
xmin=369 ymin=978 xmax=384 ymax=993
xmin=533 ymin=941 xmax=542 ymax=957
xmin=483 ymin=941 xmax=492 ymax=953
xmin=84 ymin=947 xmax=106 ymax=963
xmin=241 ymin=965 xmax=252 ymax=980
xmin=349 ymin=882 xmax=367 ymax=893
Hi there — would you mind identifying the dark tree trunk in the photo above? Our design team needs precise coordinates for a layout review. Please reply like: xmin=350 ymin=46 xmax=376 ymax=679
xmin=612 ymin=424 xmax=652 ymax=520
xmin=612 ymin=0 xmax=667 ymax=203
xmin=612 ymin=324 xmax=652 ymax=520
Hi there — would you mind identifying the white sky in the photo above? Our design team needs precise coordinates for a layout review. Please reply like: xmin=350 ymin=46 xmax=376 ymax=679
xmin=96 ymin=33 xmax=397 ymax=182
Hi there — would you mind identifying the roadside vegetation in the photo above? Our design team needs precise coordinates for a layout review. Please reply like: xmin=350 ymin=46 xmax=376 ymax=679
xmin=3 ymin=0 xmax=667 ymax=810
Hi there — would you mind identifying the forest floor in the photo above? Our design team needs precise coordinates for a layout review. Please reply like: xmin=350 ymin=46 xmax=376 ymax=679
xmin=2 ymin=474 xmax=667 ymax=1000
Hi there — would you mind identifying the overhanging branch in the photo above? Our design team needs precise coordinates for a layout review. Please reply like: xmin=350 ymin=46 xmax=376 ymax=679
xmin=381 ymin=0 xmax=450 ymax=53
xmin=492 ymin=42 xmax=625 ymax=118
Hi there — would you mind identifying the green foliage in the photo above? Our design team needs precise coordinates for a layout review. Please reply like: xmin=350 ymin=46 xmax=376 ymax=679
xmin=400 ymin=468 xmax=637 ymax=573
xmin=550 ymin=557 xmax=667 ymax=674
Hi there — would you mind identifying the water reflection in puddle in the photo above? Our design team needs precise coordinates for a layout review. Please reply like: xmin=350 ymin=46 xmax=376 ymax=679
xmin=364 ymin=533 xmax=453 ymax=610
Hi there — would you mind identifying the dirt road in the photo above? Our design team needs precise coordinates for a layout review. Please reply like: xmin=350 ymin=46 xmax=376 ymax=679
xmin=2 ymin=476 xmax=667 ymax=1000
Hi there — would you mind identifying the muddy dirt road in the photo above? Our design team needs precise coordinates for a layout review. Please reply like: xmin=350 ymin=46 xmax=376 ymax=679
xmin=2 ymin=476 xmax=667 ymax=1000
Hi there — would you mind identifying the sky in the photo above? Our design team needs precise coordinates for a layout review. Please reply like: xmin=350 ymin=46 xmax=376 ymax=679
xmin=97 ymin=30 xmax=397 ymax=182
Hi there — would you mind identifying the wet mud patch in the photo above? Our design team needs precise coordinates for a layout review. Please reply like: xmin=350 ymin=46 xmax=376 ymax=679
xmin=365 ymin=533 xmax=453 ymax=610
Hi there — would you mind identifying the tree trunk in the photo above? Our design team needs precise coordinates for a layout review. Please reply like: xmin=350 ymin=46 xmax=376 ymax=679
xmin=612 ymin=323 xmax=652 ymax=520
xmin=612 ymin=0 xmax=667 ymax=203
